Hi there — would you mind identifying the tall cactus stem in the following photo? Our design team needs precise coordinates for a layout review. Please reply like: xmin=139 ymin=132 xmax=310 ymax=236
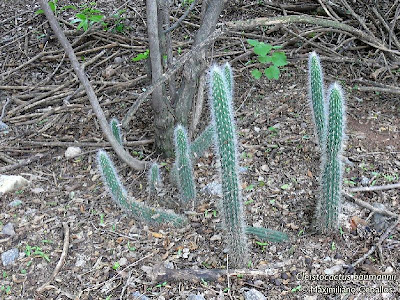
xmin=316 ymin=83 xmax=346 ymax=232
xmin=174 ymin=125 xmax=196 ymax=203
xmin=97 ymin=150 xmax=187 ymax=227
xmin=110 ymin=118 xmax=123 ymax=145
xmin=209 ymin=64 xmax=248 ymax=267
xmin=222 ymin=62 xmax=234 ymax=100
xmin=308 ymin=52 xmax=326 ymax=148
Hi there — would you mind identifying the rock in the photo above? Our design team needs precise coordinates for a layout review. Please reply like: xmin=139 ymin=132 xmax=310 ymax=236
xmin=1 ymin=248 xmax=19 ymax=266
xmin=304 ymin=296 xmax=318 ymax=300
xmin=187 ymin=294 xmax=206 ymax=300
xmin=202 ymin=182 xmax=222 ymax=196
xmin=244 ymin=288 xmax=266 ymax=300
xmin=373 ymin=203 xmax=390 ymax=232
xmin=132 ymin=291 xmax=150 ymax=300
xmin=384 ymin=266 xmax=394 ymax=274
xmin=360 ymin=176 xmax=369 ymax=186
xmin=114 ymin=57 xmax=123 ymax=64
xmin=0 ymin=121 xmax=9 ymax=132
xmin=119 ymin=257 xmax=128 ymax=266
xmin=0 ymin=175 xmax=29 ymax=195
xmin=324 ymin=265 xmax=342 ymax=275
xmin=1 ymin=223 xmax=15 ymax=236
xmin=9 ymin=199 xmax=23 ymax=207
xmin=65 ymin=146 xmax=82 ymax=159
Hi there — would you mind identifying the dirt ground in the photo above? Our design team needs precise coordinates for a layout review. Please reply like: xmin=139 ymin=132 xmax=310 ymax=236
xmin=0 ymin=1 xmax=399 ymax=299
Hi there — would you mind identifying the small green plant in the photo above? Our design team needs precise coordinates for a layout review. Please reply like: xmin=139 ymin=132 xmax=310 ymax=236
xmin=247 ymin=39 xmax=287 ymax=80
xmin=112 ymin=262 xmax=120 ymax=270
xmin=71 ymin=3 xmax=106 ymax=31
xmin=25 ymin=244 xmax=51 ymax=262
xmin=131 ymin=49 xmax=150 ymax=62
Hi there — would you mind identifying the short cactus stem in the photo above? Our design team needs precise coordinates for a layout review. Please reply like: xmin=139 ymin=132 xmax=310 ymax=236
xmin=308 ymin=52 xmax=326 ymax=148
xmin=317 ymin=83 xmax=346 ymax=232
xmin=110 ymin=118 xmax=123 ymax=145
xmin=245 ymin=226 xmax=289 ymax=243
xmin=148 ymin=162 xmax=162 ymax=194
xmin=209 ymin=64 xmax=248 ymax=267
xmin=222 ymin=62 xmax=233 ymax=100
xmin=97 ymin=150 xmax=187 ymax=227
xmin=174 ymin=125 xmax=196 ymax=203
xmin=190 ymin=125 xmax=215 ymax=159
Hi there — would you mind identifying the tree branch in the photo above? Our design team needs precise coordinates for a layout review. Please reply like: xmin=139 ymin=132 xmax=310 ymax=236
xmin=38 ymin=0 xmax=146 ymax=171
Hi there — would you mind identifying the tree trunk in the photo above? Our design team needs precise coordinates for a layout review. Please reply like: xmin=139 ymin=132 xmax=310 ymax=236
xmin=146 ymin=0 xmax=175 ymax=157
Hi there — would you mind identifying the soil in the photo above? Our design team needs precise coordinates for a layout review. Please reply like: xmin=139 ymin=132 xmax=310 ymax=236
xmin=0 ymin=1 xmax=399 ymax=299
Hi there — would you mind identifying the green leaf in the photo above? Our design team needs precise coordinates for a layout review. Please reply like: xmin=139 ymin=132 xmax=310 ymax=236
xmin=89 ymin=14 xmax=104 ymax=22
xmin=61 ymin=5 xmax=77 ymax=11
xmin=35 ymin=9 xmax=44 ymax=15
xmin=264 ymin=65 xmax=280 ymax=80
xmin=271 ymin=52 xmax=287 ymax=67
xmin=75 ymin=13 xmax=87 ymax=20
xmin=272 ymin=45 xmax=283 ymax=49
xmin=247 ymin=39 xmax=259 ymax=47
xmin=132 ymin=49 xmax=150 ymax=61
xmin=49 ymin=1 xmax=56 ymax=12
xmin=258 ymin=55 xmax=272 ymax=63
xmin=251 ymin=69 xmax=262 ymax=79
xmin=253 ymin=42 xmax=272 ymax=57
xmin=280 ymin=183 xmax=290 ymax=190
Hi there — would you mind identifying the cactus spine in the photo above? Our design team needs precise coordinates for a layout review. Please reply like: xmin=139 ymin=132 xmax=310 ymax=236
xmin=97 ymin=150 xmax=187 ymax=227
xmin=110 ymin=118 xmax=122 ymax=145
xmin=209 ymin=64 xmax=247 ymax=267
xmin=317 ymin=83 xmax=346 ymax=232
xmin=190 ymin=125 xmax=215 ymax=159
xmin=148 ymin=162 xmax=162 ymax=194
xmin=308 ymin=52 xmax=326 ymax=147
xmin=174 ymin=125 xmax=196 ymax=203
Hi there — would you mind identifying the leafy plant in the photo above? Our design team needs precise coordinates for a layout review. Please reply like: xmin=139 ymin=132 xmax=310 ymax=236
xmin=247 ymin=39 xmax=287 ymax=80
xmin=71 ymin=3 xmax=106 ymax=31
xmin=132 ymin=50 xmax=150 ymax=62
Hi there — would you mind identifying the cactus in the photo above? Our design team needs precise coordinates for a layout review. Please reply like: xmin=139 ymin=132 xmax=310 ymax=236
xmin=209 ymin=64 xmax=248 ymax=267
xmin=316 ymin=83 xmax=346 ymax=232
xmin=174 ymin=125 xmax=196 ymax=203
xmin=97 ymin=150 xmax=187 ymax=227
xmin=148 ymin=162 xmax=162 ymax=195
xmin=308 ymin=52 xmax=326 ymax=147
xmin=190 ymin=125 xmax=215 ymax=159
xmin=110 ymin=118 xmax=122 ymax=145
xmin=222 ymin=62 xmax=233 ymax=100
xmin=245 ymin=226 xmax=289 ymax=243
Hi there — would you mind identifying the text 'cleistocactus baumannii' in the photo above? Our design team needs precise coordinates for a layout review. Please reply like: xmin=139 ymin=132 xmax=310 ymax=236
xmin=97 ymin=150 xmax=187 ymax=227
xmin=209 ymin=64 xmax=248 ymax=267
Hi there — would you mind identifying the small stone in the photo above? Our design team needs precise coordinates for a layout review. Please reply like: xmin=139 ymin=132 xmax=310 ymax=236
xmin=334 ymin=253 xmax=342 ymax=260
xmin=119 ymin=257 xmax=128 ymax=266
xmin=244 ymin=288 xmax=266 ymax=300
xmin=324 ymin=265 xmax=342 ymax=275
xmin=280 ymin=273 xmax=289 ymax=280
xmin=9 ymin=199 xmax=23 ymax=207
xmin=114 ymin=57 xmax=123 ymax=64
xmin=239 ymin=166 xmax=248 ymax=173
xmin=345 ymin=265 xmax=355 ymax=274
xmin=1 ymin=223 xmax=15 ymax=236
xmin=323 ymin=256 xmax=331 ymax=262
xmin=360 ymin=176 xmax=369 ymax=186
xmin=305 ymin=257 xmax=312 ymax=265
xmin=1 ymin=248 xmax=19 ymax=266
xmin=253 ymin=280 xmax=264 ymax=287
xmin=304 ymin=296 xmax=318 ymax=300
xmin=187 ymin=294 xmax=206 ymax=300
xmin=384 ymin=266 xmax=394 ymax=274
xmin=65 ymin=146 xmax=82 ymax=159
xmin=132 ymin=291 xmax=150 ymax=300
xmin=382 ymin=293 xmax=393 ymax=299
xmin=210 ymin=234 xmax=221 ymax=241
xmin=202 ymin=182 xmax=222 ymax=196
xmin=269 ymin=245 xmax=276 ymax=253
xmin=274 ymin=279 xmax=281 ymax=286
xmin=373 ymin=203 xmax=390 ymax=232
xmin=0 ymin=175 xmax=29 ymax=195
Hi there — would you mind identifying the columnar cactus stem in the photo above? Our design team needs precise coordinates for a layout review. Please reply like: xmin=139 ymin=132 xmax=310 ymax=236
xmin=209 ymin=64 xmax=248 ymax=267
xmin=222 ymin=62 xmax=233 ymax=100
xmin=245 ymin=226 xmax=289 ymax=243
xmin=148 ymin=162 xmax=162 ymax=194
xmin=174 ymin=125 xmax=196 ymax=203
xmin=97 ymin=150 xmax=187 ymax=227
xmin=317 ymin=83 xmax=346 ymax=232
xmin=308 ymin=52 xmax=326 ymax=147
xmin=190 ymin=125 xmax=215 ymax=159
xmin=110 ymin=118 xmax=122 ymax=145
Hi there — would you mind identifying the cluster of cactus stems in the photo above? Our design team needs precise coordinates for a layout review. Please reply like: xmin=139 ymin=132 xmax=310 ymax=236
xmin=308 ymin=52 xmax=346 ymax=233
xmin=97 ymin=150 xmax=187 ymax=227
xmin=209 ymin=63 xmax=248 ymax=267
xmin=174 ymin=125 xmax=196 ymax=203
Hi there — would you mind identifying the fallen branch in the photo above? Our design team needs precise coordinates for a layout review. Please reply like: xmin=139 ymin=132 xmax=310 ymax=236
xmin=0 ymin=153 xmax=47 ymax=173
xmin=19 ymin=139 xmax=153 ymax=148
xmin=36 ymin=222 xmax=70 ymax=293
xmin=344 ymin=192 xmax=399 ymax=219
xmin=225 ymin=15 xmax=400 ymax=55
xmin=38 ymin=0 xmax=146 ymax=171
xmin=352 ymin=218 xmax=399 ymax=268
xmin=349 ymin=182 xmax=400 ymax=193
